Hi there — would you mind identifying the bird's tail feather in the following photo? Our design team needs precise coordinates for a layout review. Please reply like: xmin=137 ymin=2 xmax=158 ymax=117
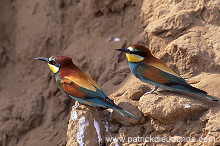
xmin=171 ymin=84 xmax=219 ymax=102
xmin=196 ymin=93 xmax=219 ymax=102
xmin=171 ymin=84 xmax=207 ymax=94
xmin=84 ymin=97 xmax=139 ymax=119
xmin=113 ymin=108 xmax=139 ymax=120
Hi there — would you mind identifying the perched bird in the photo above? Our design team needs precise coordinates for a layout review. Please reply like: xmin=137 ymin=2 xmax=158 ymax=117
xmin=116 ymin=45 xmax=219 ymax=102
xmin=34 ymin=56 xmax=137 ymax=119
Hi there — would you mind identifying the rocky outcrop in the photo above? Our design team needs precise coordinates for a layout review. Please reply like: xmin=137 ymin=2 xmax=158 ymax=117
xmin=66 ymin=103 xmax=104 ymax=146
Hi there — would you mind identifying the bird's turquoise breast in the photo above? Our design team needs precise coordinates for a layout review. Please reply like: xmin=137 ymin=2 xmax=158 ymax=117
xmin=128 ymin=61 xmax=159 ymax=87
xmin=128 ymin=62 xmax=141 ymax=78
xmin=55 ymin=72 xmax=59 ymax=81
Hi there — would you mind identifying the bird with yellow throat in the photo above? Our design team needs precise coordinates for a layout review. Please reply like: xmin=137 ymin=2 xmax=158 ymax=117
xmin=116 ymin=45 xmax=219 ymax=102
xmin=34 ymin=56 xmax=138 ymax=119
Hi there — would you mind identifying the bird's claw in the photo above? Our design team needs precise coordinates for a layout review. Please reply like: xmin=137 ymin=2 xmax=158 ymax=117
xmin=144 ymin=91 xmax=155 ymax=95
xmin=109 ymin=109 xmax=113 ymax=120
xmin=144 ymin=86 xmax=158 ymax=95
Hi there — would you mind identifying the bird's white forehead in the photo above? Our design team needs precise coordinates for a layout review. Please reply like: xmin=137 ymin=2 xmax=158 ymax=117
xmin=49 ymin=56 xmax=53 ymax=61
xmin=127 ymin=47 xmax=134 ymax=51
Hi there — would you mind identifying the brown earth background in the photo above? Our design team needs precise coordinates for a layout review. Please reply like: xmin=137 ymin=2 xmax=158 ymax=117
xmin=0 ymin=0 xmax=220 ymax=146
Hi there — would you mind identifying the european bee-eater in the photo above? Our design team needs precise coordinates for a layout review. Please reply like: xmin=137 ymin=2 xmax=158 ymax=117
xmin=34 ymin=56 xmax=137 ymax=119
xmin=116 ymin=45 xmax=219 ymax=102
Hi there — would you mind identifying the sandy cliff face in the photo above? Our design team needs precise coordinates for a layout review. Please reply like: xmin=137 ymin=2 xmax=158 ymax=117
xmin=0 ymin=0 xmax=220 ymax=145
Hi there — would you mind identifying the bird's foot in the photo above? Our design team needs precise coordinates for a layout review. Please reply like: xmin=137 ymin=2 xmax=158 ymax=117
xmin=109 ymin=109 xmax=113 ymax=120
xmin=144 ymin=86 xmax=158 ymax=95
xmin=72 ymin=101 xmax=81 ymax=108
xmin=144 ymin=91 xmax=157 ymax=95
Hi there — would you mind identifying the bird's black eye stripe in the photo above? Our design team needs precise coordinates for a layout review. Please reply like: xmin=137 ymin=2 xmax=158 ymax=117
xmin=49 ymin=59 xmax=60 ymax=67
xmin=49 ymin=60 xmax=56 ymax=65
xmin=132 ymin=51 xmax=147 ymax=57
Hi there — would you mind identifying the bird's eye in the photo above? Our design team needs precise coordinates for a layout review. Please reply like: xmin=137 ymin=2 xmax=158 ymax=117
xmin=49 ymin=60 xmax=56 ymax=65
xmin=133 ymin=51 xmax=147 ymax=57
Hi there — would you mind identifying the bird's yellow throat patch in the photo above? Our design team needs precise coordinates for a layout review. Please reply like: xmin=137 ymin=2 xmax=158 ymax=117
xmin=126 ymin=53 xmax=144 ymax=62
xmin=48 ymin=64 xmax=59 ymax=73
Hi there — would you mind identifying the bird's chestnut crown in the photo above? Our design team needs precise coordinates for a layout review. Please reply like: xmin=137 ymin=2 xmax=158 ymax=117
xmin=48 ymin=56 xmax=74 ymax=73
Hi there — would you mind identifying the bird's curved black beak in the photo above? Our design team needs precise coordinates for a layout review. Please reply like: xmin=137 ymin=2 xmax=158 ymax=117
xmin=34 ymin=57 xmax=49 ymax=62
xmin=115 ymin=48 xmax=131 ymax=54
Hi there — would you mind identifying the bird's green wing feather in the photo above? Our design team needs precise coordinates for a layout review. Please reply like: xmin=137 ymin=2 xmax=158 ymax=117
xmin=137 ymin=63 xmax=188 ymax=85
xmin=57 ymin=74 xmax=107 ymax=98
xmin=137 ymin=63 xmax=207 ymax=94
